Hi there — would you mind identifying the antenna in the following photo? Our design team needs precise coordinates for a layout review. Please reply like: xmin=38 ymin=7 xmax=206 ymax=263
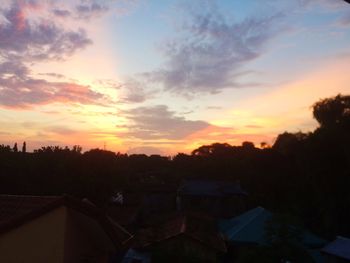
xmin=103 ymin=142 xmax=106 ymax=151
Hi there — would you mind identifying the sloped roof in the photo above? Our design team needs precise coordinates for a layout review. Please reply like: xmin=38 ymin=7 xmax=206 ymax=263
xmin=0 ymin=194 xmax=132 ymax=248
xmin=322 ymin=236 xmax=350 ymax=260
xmin=178 ymin=180 xmax=247 ymax=197
xmin=0 ymin=195 xmax=61 ymax=226
xmin=107 ymin=205 xmax=140 ymax=227
xmin=219 ymin=206 xmax=271 ymax=244
xmin=218 ymin=207 xmax=326 ymax=248
xmin=133 ymin=213 xmax=226 ymax=252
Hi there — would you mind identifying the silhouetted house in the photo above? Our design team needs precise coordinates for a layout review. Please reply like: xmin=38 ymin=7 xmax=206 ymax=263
xmin=322 ymin=236 xmax=350 ymax=263
xmin=177 ymin=180 xmax=247 ymax=218
xmin=219 ymin=207 xmax=327 ymax=263
xmin=139 ymin=184 xmax=177 ymax=217
xmin=109 ymin=185 xmax=177 ymax=229
xmin=126 ymin=213 xmax=226 ymax=263
xmin=0 ymin=195 xmax=132 ymax=263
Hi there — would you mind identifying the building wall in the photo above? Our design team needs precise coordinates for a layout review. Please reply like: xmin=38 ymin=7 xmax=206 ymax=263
xmin=63 ymin=208 xmax=116 ymax=263
xmin=0 ymin=206 xmax=67 ymax=263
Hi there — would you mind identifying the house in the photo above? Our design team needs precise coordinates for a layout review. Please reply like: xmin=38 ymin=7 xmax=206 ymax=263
xmin=0 ymin=194 xmax=133 ymax=263
xmin=177 ymin=180 xmax=247 ymax=218
xmin=125 ymin=213 xmax=226 ymax=263
xmin=108 ymin=185 xmax=177 ymax=229
xmin=322 ymin=236 xmax=350 ymax=262
xmin=218 ymin=206 xmax=327 ymax=262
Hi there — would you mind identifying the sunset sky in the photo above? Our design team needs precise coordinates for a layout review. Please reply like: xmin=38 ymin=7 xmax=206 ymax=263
xmin=1 ymin=0 xmax=350 ymax=155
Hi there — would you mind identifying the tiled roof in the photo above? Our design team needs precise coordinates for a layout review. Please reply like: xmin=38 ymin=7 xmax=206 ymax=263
xmin=0 ymin=194 xmax=132 ymax=248
xmin=219 ymin=206 xmax=270 ymax=244
xmin=133 ymin=213 xmax=226 ymax=252
xmin=322 ymin=236 xmax=350 ymax=260
xmin=178 ymin=180 xmax=247 ymax=197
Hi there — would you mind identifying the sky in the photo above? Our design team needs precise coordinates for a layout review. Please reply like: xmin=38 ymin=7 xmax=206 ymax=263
xmin=0 ymin=0 xmax=350 ymax=155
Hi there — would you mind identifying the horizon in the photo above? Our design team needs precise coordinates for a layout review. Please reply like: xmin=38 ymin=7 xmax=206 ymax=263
xmin=3 ymin=139 xmax=267 ymax=156
xmin=1 ymin=0 xmax=350 ymax=155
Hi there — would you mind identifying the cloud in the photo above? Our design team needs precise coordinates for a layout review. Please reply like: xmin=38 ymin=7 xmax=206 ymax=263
xmin=147 ymin=2 xmax=284 ymax=96
xmin=52 ymin=8 xmax=71 ymax=18
xmin=51 ymin=0 xmax=140 ymax=20
xmin=119 ymin=78 xmax=154 ymax=103
xmin=207 ymin=106 xmax=222 ymax=110
xmin=95 ymin=79 xmax=123 ymax=90
xmin=75 ymin=1 xmax=109 ymax=20
xmin=0 ymin=1 xmax=109 ymax=108
xmin=0 ymin=69 xmax=104 ymax=109
xmin=45 ymin=126 xmax=78 ymax=135
xmin=0 ymin=61 xmax=29 ymax=78
xmin=39 ymin=72 xmax=65 ymax=79
xmin=299 ymin=0 xmax=346 ymax=9
xmin=127 ymin=146 xmax=165 ymax=156
xmin=117 ymin=105 xmax=209 ymax=140
xmin=121 ymin=86 xmax=147 ymax=103
xmin=0 ymin=1 xmax=92 ymax=62
xmin=338 ymin=11 xmax=350 ymax=26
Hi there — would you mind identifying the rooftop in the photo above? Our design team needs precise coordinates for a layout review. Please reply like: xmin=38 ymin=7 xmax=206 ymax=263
xmin=322 ymin=236 xmax=350 ymax=261
xmin=218 ymin=207 xmax=326 ymax=248
xmin=0 ymin=194 xmax=132 ymax=247
xmin=133 ymin=213 xmax=226 ymax=252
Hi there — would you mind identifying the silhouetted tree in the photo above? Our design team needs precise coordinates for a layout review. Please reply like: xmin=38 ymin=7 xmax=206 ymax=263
xmin=242 ymin=141 xmax=255 ymax=149
xmin=313 ymin=94 xmax=350 ymax=129
xmin=260 ymin=142 xmax=269 ymax=149
xmin=13 ymin=143 xmax=18 ymax=153
xmin=22 ymin=142 xmax=26 ymax=153
xmin=0 ymin=144 xmax=11 ymax=153
xmin=191 ymin=143 xmax=233 ymax=157
xmin=273 ymin=132 xmax=308 ymax=154
xmin=72 ymin=145 xmax=82 ymax=154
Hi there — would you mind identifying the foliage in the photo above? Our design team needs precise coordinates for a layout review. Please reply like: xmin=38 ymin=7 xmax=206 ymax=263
xmin=313 ymin=94 xmax=350 ymax=128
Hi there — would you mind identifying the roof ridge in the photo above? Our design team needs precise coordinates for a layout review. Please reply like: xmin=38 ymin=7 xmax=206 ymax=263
xmin=227 ymin=207 xmax=266 ymax=239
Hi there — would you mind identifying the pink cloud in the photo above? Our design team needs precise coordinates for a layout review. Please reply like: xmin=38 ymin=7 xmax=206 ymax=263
xmin=0 ymin=76 xmax=105 ymax=109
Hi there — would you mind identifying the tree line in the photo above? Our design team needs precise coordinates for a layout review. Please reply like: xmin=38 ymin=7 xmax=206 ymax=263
xmin=0 ymin=94 xmax=349 ymax=239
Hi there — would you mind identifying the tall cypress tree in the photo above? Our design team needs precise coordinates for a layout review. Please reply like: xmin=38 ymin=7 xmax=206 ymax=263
xmin=22 ymin=141 xmax=26 ymax=153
